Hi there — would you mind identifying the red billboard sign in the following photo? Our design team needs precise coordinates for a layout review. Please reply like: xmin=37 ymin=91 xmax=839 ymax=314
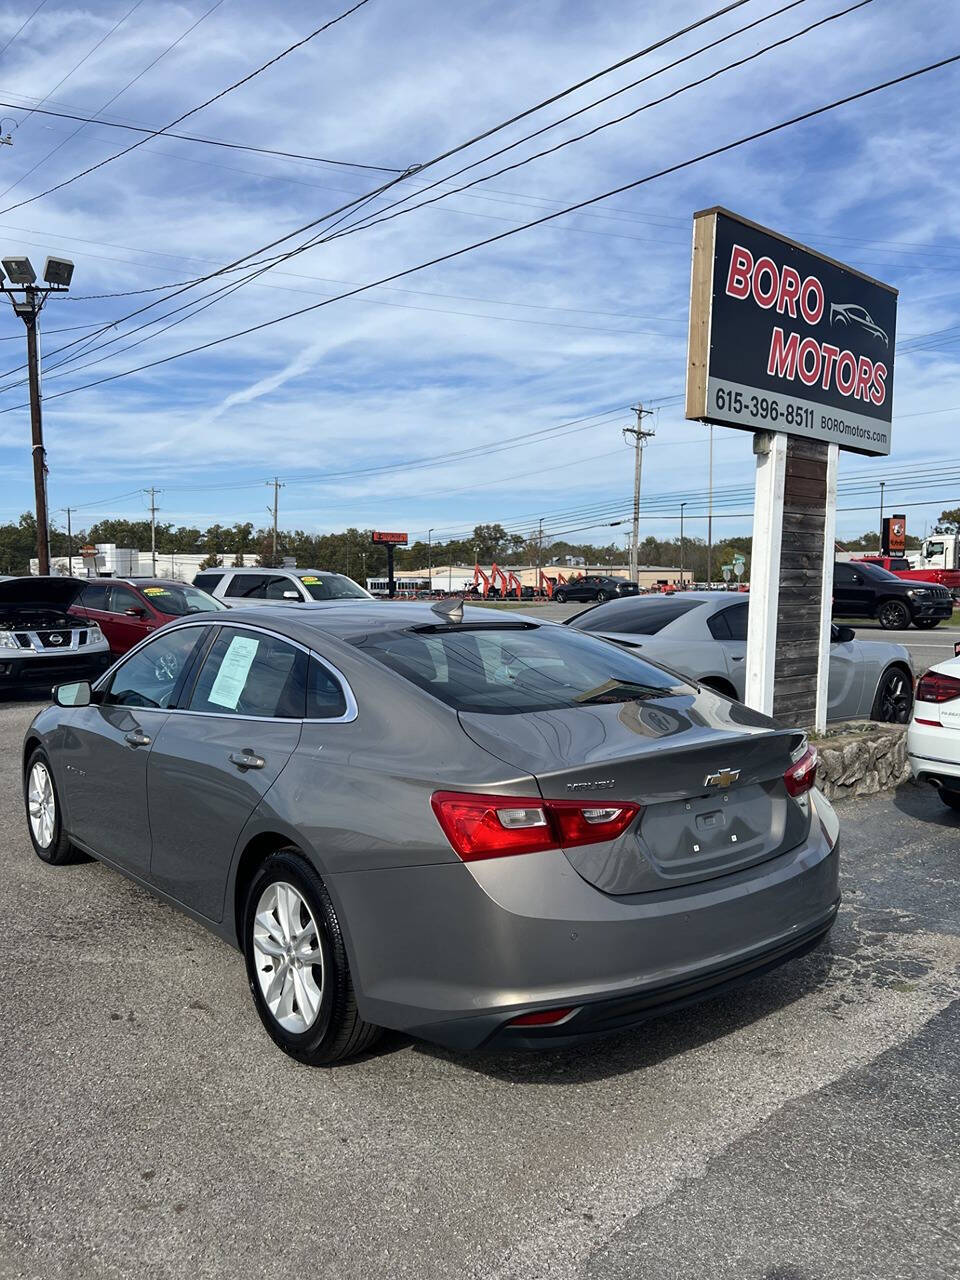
xmin=371 ymin=531 xmax=408 ymax=545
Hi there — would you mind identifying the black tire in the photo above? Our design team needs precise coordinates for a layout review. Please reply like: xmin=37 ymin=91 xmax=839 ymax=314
xmin=23 ymin=747 xmax=82 ymax=866
xmin=243 ymin=848 xmax=381 ymax=1066
xmin=596 ymin=590 xmax=610 ymax=603
xmin=937 ymin=787 xmax=960 ymax=811
xmin=554 ymin=590 xmax=567 ymax=603
xmin=870 ymin=666 xmax=913 ymax=723
xmin=876 ymin=598 xmax=911 ymax=630
xmin=914 ymin=618 xmax=941 ymax=630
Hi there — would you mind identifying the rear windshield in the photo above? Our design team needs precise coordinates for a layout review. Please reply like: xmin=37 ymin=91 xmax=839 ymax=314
xmin=140 ymin=584 xmax=227 ymax=615
xmin=347 ymin=623 xmax=689 ymax=714
xmin=569 ymin=598 xmax=701 ymax=635
xmin=298 ymin=574 xmax=370 ymax=600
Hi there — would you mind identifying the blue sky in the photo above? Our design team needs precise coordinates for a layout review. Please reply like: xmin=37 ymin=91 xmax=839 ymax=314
xmin=0 ymin=0 xmax=957 ymax=552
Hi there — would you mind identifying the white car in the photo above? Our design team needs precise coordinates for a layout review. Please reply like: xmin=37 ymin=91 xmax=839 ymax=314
xmin=906 ymin=658 xmax=960 ymax=809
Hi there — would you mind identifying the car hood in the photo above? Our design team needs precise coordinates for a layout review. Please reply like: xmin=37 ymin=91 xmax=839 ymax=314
xmin=0 ymin=576 xmax=85 ymax=608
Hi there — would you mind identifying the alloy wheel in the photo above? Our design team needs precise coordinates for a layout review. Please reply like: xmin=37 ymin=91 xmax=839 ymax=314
xmin=252 ymin=881 xmax=324 ymax=1034
xmin=877 ymin=669 xmax=912 ymax=723
xmin=27 ymin=762 xmax=55 ymax=849
xmin=878 ymin=600 xmax=909 ymax=629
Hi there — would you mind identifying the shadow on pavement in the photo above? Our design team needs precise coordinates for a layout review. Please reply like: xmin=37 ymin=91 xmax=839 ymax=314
xmin=415 ymin=934 xmax=842 ymax=1087
xmin=891 ymin=780 xmax=960 ymax=829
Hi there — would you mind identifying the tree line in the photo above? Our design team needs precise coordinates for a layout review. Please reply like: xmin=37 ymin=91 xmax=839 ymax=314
xmin=0 ymin=509 xmax=945 ymax=581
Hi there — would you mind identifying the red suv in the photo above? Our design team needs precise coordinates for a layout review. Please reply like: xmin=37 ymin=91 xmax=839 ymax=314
xmin=69 ymin=578 xmax=226 ymax=655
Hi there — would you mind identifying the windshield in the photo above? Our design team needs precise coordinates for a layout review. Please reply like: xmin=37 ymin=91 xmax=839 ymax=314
xmin=569 ymin=598 xmax=700 ymax=635
xmin=299 ymin=574 xmax=370 ymax=600
xmin=140 ymin=584 xmax=227 ymax=615
xmin=348 ymin=623 xmax=690 ymax=714
xmin=861 ymin=563 xmax=904 ymax=583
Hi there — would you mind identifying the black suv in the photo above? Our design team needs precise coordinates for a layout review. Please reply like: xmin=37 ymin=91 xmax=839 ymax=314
xmin=553 ymin=575 xmax=638 ymax=604
xmin=833 ymin=560 xmax=953 ymax=630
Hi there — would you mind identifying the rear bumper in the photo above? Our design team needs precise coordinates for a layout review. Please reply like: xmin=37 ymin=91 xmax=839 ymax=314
xmin=328 ymin=790 xmax=840 ymax=1052
xmin=907 ymin=721 xmax=960 ymax=787
xmin=0 ymin=649 xmax=112 ymax=691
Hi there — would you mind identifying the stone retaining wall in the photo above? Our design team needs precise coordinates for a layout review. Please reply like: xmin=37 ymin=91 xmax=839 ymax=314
xmin=813 ymin=722 xmax=911 ymax=800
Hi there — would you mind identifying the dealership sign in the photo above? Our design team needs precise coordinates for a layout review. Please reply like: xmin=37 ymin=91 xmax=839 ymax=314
xmin=371 ymin=530 xmax=408 ymax=545
xmin=686 ymin=208 xmax=898 ymax=456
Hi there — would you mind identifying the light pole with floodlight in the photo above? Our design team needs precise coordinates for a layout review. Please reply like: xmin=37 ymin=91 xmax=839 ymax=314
xmin=1 ymin=254 xmax=75 ymax=576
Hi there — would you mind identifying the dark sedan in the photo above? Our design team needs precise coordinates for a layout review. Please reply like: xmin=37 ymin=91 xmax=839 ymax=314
xmin=23 ymin=603 xmax=839 ymax=1065
xmin=553 ymin=575 xmax=638 ymax=604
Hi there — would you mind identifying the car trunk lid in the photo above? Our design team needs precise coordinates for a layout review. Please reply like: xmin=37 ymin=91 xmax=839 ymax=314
xmin=459 ymin=687 xmax=810 ymax=894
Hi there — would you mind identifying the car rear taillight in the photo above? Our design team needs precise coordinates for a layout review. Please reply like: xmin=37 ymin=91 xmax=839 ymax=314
xmin=783 ymin=746 xmax=817 ymax=798
xmin=916 ymin=670 xmax=960 ymax=704
xmin=430 ymin=791 xmax=641 ymax=862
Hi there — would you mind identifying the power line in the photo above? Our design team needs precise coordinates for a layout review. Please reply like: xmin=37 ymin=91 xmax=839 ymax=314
xmin=7 ymin=51 xmax=956 ymax=415
xmin=0 ymin=0 xmax=48 ymax=62
xmin=0 ymin=97 xmax=404 ymax=174
xmin=0 ymin=0 xmax=376 ymax=217
xmin=7 ymin=0 xmax=763 ymax=376
xmin=0 ymin=0 xmax=226 ymax=202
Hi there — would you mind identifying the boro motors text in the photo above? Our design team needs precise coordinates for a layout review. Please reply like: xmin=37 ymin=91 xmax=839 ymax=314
xmin=725 ymin=244 xmax=888 ymax=408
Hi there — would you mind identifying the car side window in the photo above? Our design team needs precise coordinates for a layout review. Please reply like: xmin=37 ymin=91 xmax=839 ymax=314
xmin=102 ymin=627 xmax=205 ymax=709
xmin=108 ymin=585 xmax=144 ymax=614
xmin=719 ymin=603 xmax=748 ymax=642
xmin=194 ymin=572 xmax=224 ymax=592
xmin=263 ymin=575 xmax=302 ymax=600
xmin=707 ymin=610 xmax=731 ymax=640
xmin=834 ymin=564 xmax=853 ymax=584
xmin=225 ymin=574 xmax=270 ymax=599
xmin=306 ymin=657 xmax=348 ymax=719
xmin=79 ymin=583 xmax=109 ymax=610
xmin=188 ymin=628 xmax=308 ymax=718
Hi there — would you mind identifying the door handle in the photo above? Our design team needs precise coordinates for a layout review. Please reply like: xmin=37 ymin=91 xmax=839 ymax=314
xmin=124 ymin=730 xmax=151 ymax=747
xmin=229 ymin=750 xmax=265 ymax=770
xmin=732 ymin=655 xmax=744 ymax=662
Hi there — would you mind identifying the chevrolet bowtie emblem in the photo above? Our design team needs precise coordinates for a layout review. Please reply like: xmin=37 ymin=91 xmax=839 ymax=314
xmin=705 ymin=767 xmax=740 ymax=788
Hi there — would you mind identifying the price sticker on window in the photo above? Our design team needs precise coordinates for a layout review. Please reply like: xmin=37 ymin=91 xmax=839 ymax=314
xmin=208 ymin=635 xmax=259 ymax=710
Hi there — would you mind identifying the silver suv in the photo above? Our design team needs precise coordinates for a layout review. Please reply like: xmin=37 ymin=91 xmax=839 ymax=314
xmin=193 ymin=567 xmax=373 ymax=607
xmin=0 ymin=576 xmax=112 ymax=694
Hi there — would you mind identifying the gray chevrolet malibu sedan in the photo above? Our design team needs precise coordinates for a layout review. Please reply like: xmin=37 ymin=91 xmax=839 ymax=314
xmin=22 ymin=602 xmax=840 ymax=1064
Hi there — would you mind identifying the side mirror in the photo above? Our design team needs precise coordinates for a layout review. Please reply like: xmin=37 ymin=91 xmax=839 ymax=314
xmin=836 ymin=625 xmax=856 ymax=644
xmin=124 ymin=606 xmax=147 ymax=618
xmin=55 ymin=680 xmax=91 ymax=707
xmin=282 ymin=590 xmax=301 ymax=600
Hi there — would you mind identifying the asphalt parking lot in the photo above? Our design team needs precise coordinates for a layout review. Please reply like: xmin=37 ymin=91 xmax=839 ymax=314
xmin=1 ymin=699 xmax=958 ymax=1280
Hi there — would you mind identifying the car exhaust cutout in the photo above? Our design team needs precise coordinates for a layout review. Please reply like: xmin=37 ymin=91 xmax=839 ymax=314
xmin=430 ymin=791 xmax=642 ymax=861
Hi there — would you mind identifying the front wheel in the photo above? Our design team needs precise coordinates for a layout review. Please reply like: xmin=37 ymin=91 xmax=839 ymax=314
xmin=244 ymin=849 xmax=381 ymax=1066
xmin=871 ymin=667 xmax=913 ymax=723
xmin=554 ymin=591 xmax=567 ymax=603
xmin=596 ymin=590 xmax=610 ymax=603
xmin=24 ymin=748 xmax=81 ymax=865
xmin=914 ymin=618 xmax=941 ymax=630
xmin=876 ymin=599 xmax=910 ymax=630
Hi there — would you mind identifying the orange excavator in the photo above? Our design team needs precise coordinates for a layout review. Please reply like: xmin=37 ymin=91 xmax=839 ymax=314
xmin=490 ymin=563 xmax=510 ymax=599
xmin=472 ymin=563 xmax=492 ymax=598
xmin=506 ymin=570 xmax=523 ymax=599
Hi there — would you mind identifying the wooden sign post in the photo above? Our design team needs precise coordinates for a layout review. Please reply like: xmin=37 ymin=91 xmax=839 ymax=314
xmin=686 ymin=208 xmax=898 ymax=732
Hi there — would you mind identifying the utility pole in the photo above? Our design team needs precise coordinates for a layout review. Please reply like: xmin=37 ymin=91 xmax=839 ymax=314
xmin=269 ymin=477 xmax=284 ymax=566
xmin=428 ymin=528 xmax=434 ymax=591
xmin=623 ymin=404 xmax=655 ymax=584
xmin=679 ymin=501 xmax=687 ymax=586
xmin=64 ymin=506 xmax=74 ymax=573
xmin=707 ymin=425 xmax=714 ymax=587
xmin=878 ymin=480 xmax=886 ymax=552
xmin=1 ymin=255 xmax=75 ymax=577
xmin=146 ymin=486 xmax=160 ymax=576
xmin=536 ymin=517 xmax=544 ymax=576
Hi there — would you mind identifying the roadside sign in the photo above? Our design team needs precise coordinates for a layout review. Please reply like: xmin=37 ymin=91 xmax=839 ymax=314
xmin=722 ymin=565 xmax=733 ymax=582
xmin=371 ymin=531 xmax=408 ymax=545
xmin=883 ymin=514 xmax=906 ymax=555
xmin=686 ymin=208 xmax=897 ymax=457
xmin=733 ymin=556 xmax=745 ymax=579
